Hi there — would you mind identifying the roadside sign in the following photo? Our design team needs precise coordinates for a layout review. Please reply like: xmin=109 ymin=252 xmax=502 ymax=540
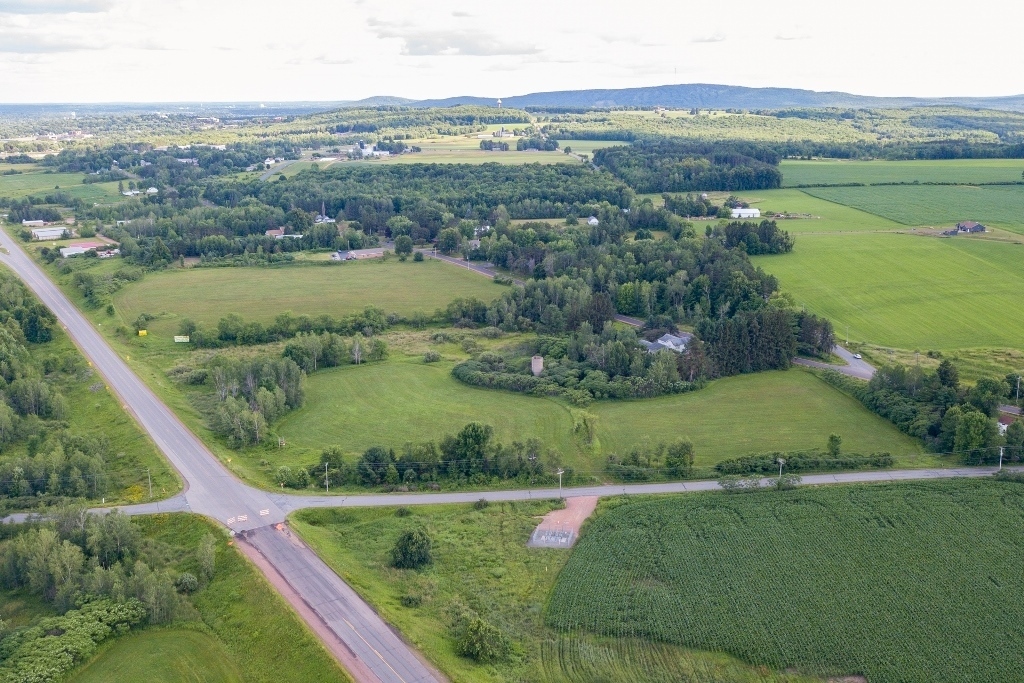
xmin=173 ymin=335 xmax=190 ymax=343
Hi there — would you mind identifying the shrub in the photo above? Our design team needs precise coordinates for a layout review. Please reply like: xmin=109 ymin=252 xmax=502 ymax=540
xmin=455 ymin=616 xmax=511 ymax=662
xmin=175 ymin=572 xmax=199 ymax=594
xmin=472 ymin=498 xmax=489 ymax=511
xmin=391 ymin=528 xmax=432 ymax=569
xmin=395 ymin=506 xmax=412 ymax=517
xmin=400 ymin=593 xmax=422 ymax=608
xmin=413 ymin=251 xmax=424 ymax=262
xmin=423 ymin=350 xmax=441 ymax=363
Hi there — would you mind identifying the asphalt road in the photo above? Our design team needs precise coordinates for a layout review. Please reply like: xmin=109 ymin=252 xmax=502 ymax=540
xmin=794 ymin=345 xmax=877 ymax=380
xmin=0 ymin=235 xmax=441 ymax=683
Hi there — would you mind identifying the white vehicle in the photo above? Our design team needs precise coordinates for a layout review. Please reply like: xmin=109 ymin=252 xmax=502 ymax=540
xmin=852 ymin=353 xmax=862 ymax=359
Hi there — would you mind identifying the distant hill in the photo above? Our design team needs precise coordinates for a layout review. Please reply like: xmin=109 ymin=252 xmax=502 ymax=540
xmin=408 ymin=83 xmax=1024 ymax=112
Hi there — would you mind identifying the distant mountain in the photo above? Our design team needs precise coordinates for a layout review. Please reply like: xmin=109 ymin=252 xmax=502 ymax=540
xmin=406 ymin=84 xmax=1024 ymax=112
xmin=343 ymin=96 xmax=417 ymax=107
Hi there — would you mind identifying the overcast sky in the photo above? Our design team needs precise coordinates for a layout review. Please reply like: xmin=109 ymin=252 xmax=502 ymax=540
xmin=1 ymin=0 xmax=1021 ymax=103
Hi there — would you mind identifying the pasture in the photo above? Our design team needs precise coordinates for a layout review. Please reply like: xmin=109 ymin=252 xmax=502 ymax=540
xmin=547 ymin=479 xmax=1024 ymax=683
xmin=70 ymin=629 xmax=243 ymax=683
xmin=782 ymin=158 xmax=1024 ymax=187
xmin=753 ymin=232 xmax=1024 ymax=351
xmin=803 ymin=184 xmax=1024 ymax=233
xmin=733 ymin=188 xmax=904 ymax=233
xmin=112 ymin=258 xmax=500 ymax=338
xmin=274 ymin=361 xmax=925 ymax=477
xmin=292 ymin=502 xmax=821 ymax=683
xmin=0 ymin=170 xmax=123 ymax=202
xmin=591 ymin=370 xmax=924 ymax=465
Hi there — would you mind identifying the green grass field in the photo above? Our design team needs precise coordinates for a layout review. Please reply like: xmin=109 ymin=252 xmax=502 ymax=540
xmin=112 ymin=259 xmax=500 ymax=339
xmin=292 ymin=502 xmax=822 ymax=683
xmin=782 ymin=158 xmax=1024 ymax=187
xmin=734 ymin=188 xmax=904 ymax=233
xmin=753 ymin=233 xmax=1024 ymax=351
xmin=548 ymin=479 xmax=1024 ymax=683
xmin=802 ymin=184 xmax=1024 ymax=232
xmin=591 ymin=370 xmax=924 ymax=465
xmin=274 ymin=361 xmax=926 ymax=478
xmin=0 ymin=170 xmax=124 ymax=202
xmin=70 ymin=629 xmax=243 ymax=683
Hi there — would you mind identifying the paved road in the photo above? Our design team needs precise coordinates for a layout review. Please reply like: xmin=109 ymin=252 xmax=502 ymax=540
xmin=259 ymin=158 xmax=300 ymax=181
xmin=0 ymin=235 xmax=441 ymax=683
xmin=794 ymin=345 xmax=877 ymax=380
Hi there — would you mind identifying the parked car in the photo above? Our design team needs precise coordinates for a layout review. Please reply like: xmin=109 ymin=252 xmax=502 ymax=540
xmin=853 ymin=353 xmax=862 ymax=359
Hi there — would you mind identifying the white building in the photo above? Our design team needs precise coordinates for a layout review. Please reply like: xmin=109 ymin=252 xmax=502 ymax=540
xmin=59 ymin=246 xmax=91 ymax=258
xmin=587 ymin=216 xmax=600 ymax=226
xmin=731 ymin=207 xmax=761 ymax=219
xmin=146 ymin=187 xmax=159 ymax=195
xmin=30 ymin=227 xmax=67 ymax=240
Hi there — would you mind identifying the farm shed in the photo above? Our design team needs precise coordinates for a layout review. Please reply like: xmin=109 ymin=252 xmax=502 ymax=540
xmin=731 ymin=208 xmax=761 ymax=219
xmin=30 ymin=226 xmax=67 ymax=240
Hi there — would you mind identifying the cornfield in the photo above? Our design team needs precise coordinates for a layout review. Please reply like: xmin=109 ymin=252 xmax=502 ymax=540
xmin=547 ymin=479 xmax=1024 ymax=682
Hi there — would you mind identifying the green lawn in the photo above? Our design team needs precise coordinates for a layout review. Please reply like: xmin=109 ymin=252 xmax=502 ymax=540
xmin=113 ymin=258 xmax=501 ymax=339
xmin=275 ymin=359 xmax=577 ymax=466
xmin=782 ymin=158 xmax=1024 ymax=187
xmin=802 ymin=184 xmax=1024 ymax=233
xmin=734 ymin=188 xmax=905 ymax=233
xmin=591 ymin=370 xmax=925 ymax=465
xmin=275 ymin=361 xmax=926 ymax=478
xmin=753 ymin=232 xmax=1024 ymax=351
xmin=548 ymin=479 xmax=1024 ymax=683
xmin=291 ymin=502 xmax=822 ymax=683
xmin=70 ymin=629 xmax=244 ymax=683
xmin=0 ymin=170 xmax=124 ymax=202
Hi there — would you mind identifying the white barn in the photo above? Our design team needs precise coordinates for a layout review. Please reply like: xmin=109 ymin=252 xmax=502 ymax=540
xmin=731 ymin=208 xmax=761 ymax=219
xmin=30 ymin=227 xmax=67 ymax=240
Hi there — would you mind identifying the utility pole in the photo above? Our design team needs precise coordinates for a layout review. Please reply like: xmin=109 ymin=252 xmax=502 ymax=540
xmin=777 ymin=457 xmax=786 ymax=479
xmin=1016 ymin=375 xmax=1020 ymax=403
xmin=325 ymin=462 xmax=329 ymax=493
xmin=846 ymin=324 xmax=849 ymax=346
xmin=557 ymin=469 xmax=564 ymax=498
xmin=147 ymin=468 xmax=152 ymax=499
xmin=999 ymin=446 xmax=1004 ymax=472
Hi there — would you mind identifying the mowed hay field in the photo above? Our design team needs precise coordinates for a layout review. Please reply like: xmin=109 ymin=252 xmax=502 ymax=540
xmin=753 ymin=233 xmax=1024 ymax=350
xmin=547 ymin=479 xmax=1024 ymax=683
xmin=734 ymin=189 xmax=904 ymax=233
xmin=592 ymin=370 xmax=923 ymax=465
xmin=0 ymin=170 xmax=124 ymax=202
xmin=803 ymin=184 xmax=1024 ymax=232
xmin=782 ymin=158 xmax=1024 ymax=187
xmin=292 ymin=502 xmax=824 ymax=683
xmin=70 ymin=629 xmax=243 ymax=683
xmin=275 ymin=362 xmax=924 ymax=472
xmin=113 ymin=259 xmax=501 ymax=335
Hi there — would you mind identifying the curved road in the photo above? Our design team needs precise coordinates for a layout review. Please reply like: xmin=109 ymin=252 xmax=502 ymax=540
xmin=794 ymin=345 xmax=877 ymax=380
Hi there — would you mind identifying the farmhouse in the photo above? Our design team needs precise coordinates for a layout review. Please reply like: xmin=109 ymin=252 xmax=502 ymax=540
xmin=957 ymin=221 xmax=985 ymax=233
xmin=30 ymin=226 xmax=67 ymax=240
xmin=731 ymin=207 xmax=761 ymax=219
xmin=639 ymin=332 xmax=693 ymax=354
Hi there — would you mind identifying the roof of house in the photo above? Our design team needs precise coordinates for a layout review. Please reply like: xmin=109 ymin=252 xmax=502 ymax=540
xmin=658 ymin=332 xmax=693 ymax=346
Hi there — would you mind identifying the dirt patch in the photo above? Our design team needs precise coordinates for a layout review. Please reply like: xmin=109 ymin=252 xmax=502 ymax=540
xmin=528 ymin=496 xmax=598 ymax=548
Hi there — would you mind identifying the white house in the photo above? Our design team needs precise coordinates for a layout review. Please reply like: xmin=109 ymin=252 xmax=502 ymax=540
xmin=731 ymin=207 xmax=761 ymax=219
xmin=146 ymin=187 xmax=158 ymax=195
xmin=587 ymin=216 xmax=600 ymax=226
xmin=30 ymin=227 xmax=67 ymax=240
xmin=639 ymin=332 xmax=694 ymax=354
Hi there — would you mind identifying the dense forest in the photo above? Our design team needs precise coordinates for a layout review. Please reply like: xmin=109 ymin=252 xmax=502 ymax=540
xmin=594 ymin=140 xmax=783 ymax=192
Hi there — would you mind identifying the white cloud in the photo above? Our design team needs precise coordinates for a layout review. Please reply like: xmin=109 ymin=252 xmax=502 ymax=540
xmin=0 ymin=0 xmax=1021 ymax=102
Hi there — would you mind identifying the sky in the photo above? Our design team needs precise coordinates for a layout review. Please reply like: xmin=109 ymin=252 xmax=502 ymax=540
xmin=0 ymin=0 xmax=1022 ymax=103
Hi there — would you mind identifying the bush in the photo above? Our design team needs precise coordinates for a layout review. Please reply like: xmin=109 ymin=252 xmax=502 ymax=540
xmin=455 ymin=616 xmax=511 ymax=662
xmin=423 ymin=350 xmax=441 ymax=363
xmin=391 ymin=528 xmax=432 ymax=569
xmin=413 ymin=251 xmax=424 ymax=262
xmin=472 ymin=498 xmax=489 ymax=510
xmin=175 ymin=572 xmax=199 ymax=594
xmin=395 ymin=506 xmax=412 ymax=517
xmin=400 ymin=593 xmax=423 ymax=608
